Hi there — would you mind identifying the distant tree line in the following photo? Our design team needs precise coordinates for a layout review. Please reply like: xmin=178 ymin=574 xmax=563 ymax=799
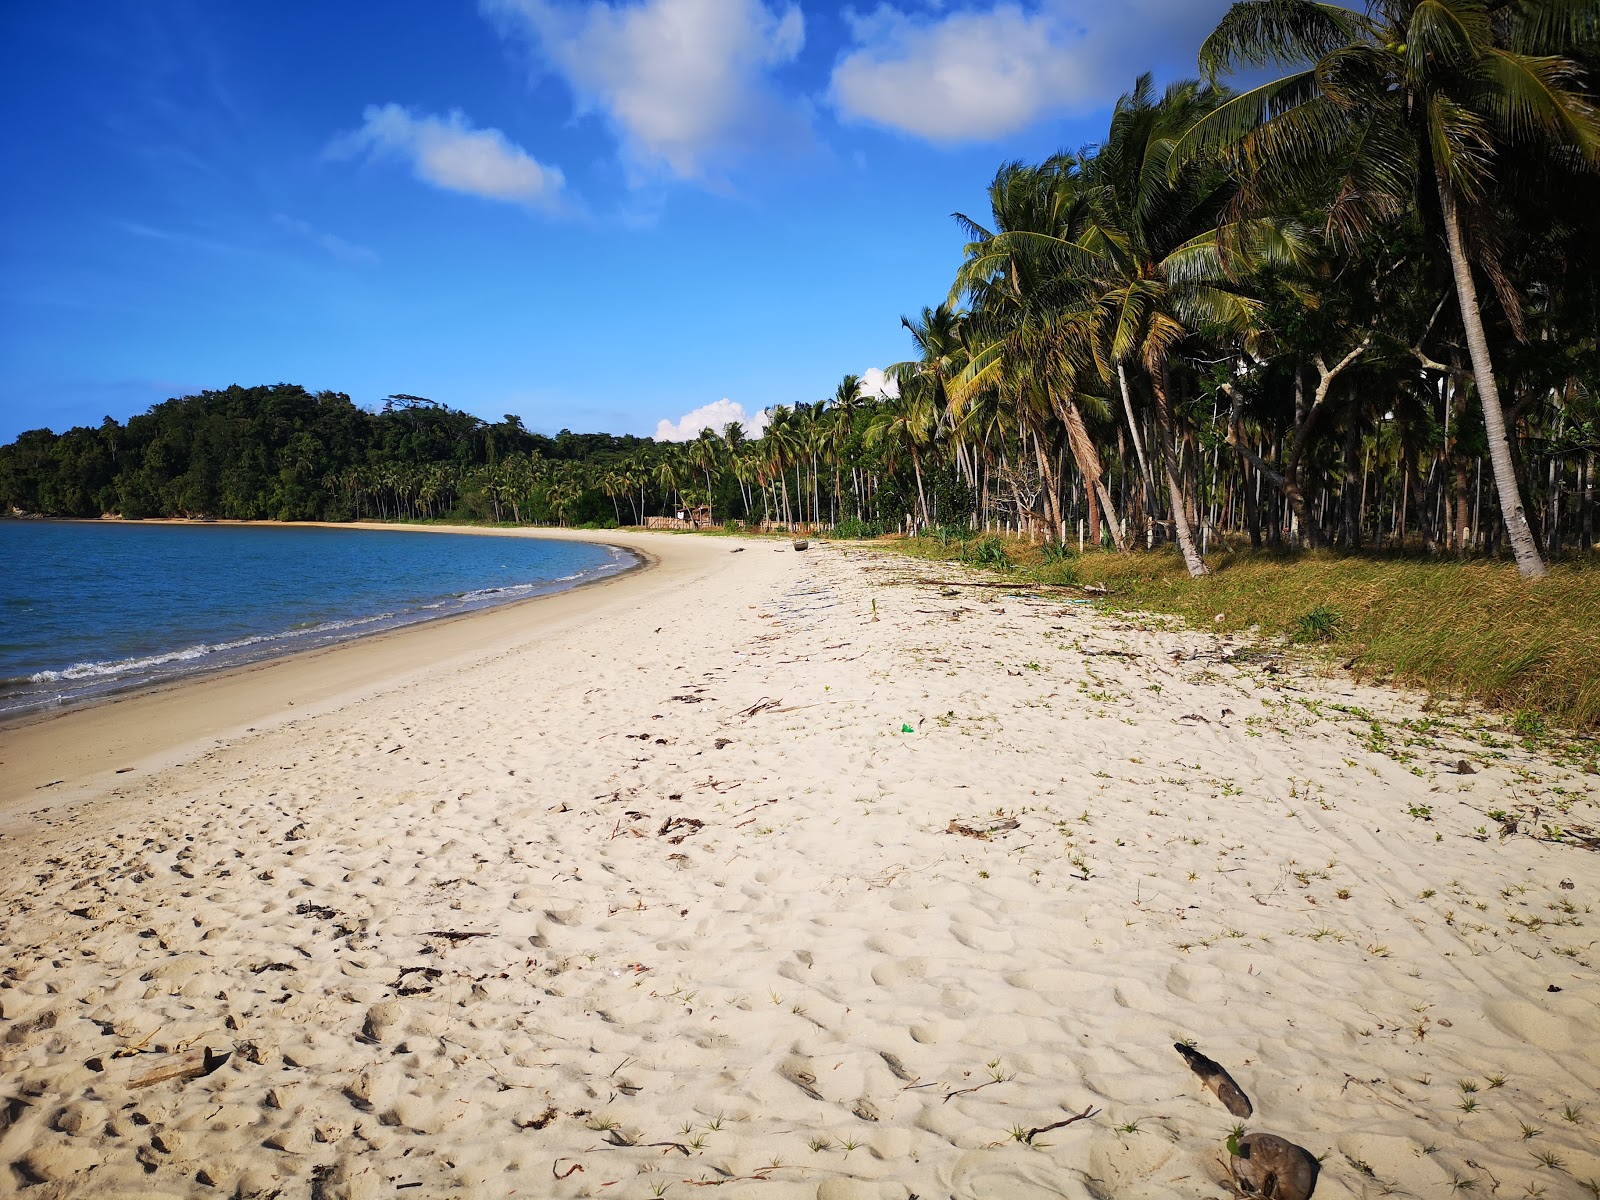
xmin=0 ymin=386 xmax=663 ymax=525
xmin=6 ymin=3 xmax=1598 ymax=576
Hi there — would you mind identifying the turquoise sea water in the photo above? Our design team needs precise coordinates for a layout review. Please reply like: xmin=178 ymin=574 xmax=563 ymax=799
xmin=0 ymin=522 xmax=633 ymax=717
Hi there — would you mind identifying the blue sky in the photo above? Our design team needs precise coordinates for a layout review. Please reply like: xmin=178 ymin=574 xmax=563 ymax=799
xmin=0 ymin=0 xmax=1236 ymax=444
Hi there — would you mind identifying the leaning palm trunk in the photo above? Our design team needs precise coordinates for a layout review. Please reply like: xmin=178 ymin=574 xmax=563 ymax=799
xmin=1437 ymin=175 xmax=1547 ymax=580
xmin=1117 ymin=364 xmax=1159 ymax=535
xmin=910 ymin=447 xmax=929 ymax=532
xmin=1150 ymin=364 xmax=1210 ymax=577
xmin=1055 ymin=392 xmax=1128 ymax=552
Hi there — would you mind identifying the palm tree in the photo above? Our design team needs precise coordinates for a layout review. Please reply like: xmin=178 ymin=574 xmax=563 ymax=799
xmin=653 ymin=446 xmax=684 ymax=516
xmin=1086 ymin=77 xmax=1255 ymax=573
xmin=898 ymin=306 xmax=976 ymax=510
xmin=1178 ymin=0 xmax=1600 ymax=578
xmin=688 ymin=427 xmax=722 ymax=521
xmin=721 ymin=421 xmax=752 ymax=518
xmin=829 ymin=375 xmax=863 ymax=522
xmin=600 ymin=468 xmax=631 ymax=525
xmin=763 ymin=405 xmax=802 ymax=526
xmin=867 ymin=384 xmax=938 ymax=531
xmin=547 ymin=470 xmax=582 ymax=526
xmin=949 ymin=159 xmax=1129 ymax=549
xmin=794 ymin=401 xmax=827 ymax=525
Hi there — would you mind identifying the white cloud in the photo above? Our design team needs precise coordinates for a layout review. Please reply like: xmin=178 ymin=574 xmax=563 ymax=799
xmin=860 ymin=366 xmax=899 ymax=399
xmin=654 ymin=398 xmax=769 ymax=442
xmin=830 ymin=1 xmax=1227 ymax=142
xmin=483 ymin=0 xmax=808 ymax=180
xmin=272 ymin=215 xmax=380 ymax=266
xmin=328 ymin=104 xmax=565 ymax=209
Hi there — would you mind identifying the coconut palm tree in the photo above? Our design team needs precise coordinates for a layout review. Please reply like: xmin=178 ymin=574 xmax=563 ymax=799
xmin=688 ymin=427 xmax=722 ymax=522
xmin=898 ymin=305 xmax=976 ymax=499
xmin=653 ymin=446 xmax=685 ymax=517
xmin=720 ymin=421 xmax=753 ymax=518
xmin=949 ymin=159 xmax=1130 ymax=548
xmin=762 ymin=405 xmax=803 ymax=526
xmin=867 ymin=383 xmax=938 ymax=530
xmin=829 ymin=375 xmax=864 ymax=522
xmin=1177 ymin=0 xmax=1600 ymax=578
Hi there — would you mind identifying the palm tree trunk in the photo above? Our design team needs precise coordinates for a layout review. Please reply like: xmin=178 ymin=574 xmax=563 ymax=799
xmin=910 ymin=447 xmax=929 ymax=532
xmin=1056 ymin=392 xmax=1127 ymax=551
xmin=1035 ymin=435 xmax=1062 ymax=542
xmin=1150 ymin=364 xmax=1210 ymax=577
xmin=1437 ymin=173 xmax=1547 ymax=579
xmin=1118 ymin=363 xmax=1158 ymax=530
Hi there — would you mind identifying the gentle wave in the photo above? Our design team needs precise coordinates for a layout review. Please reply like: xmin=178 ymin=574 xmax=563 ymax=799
xmin=26 ymin=610 xmax=400 ymax=685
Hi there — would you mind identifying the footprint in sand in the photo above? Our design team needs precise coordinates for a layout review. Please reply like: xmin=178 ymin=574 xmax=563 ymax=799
xmin=870 ymin=957 xmax=928 ymax=987
xmin=1482 ymin=997 xmax=1597 ymax=1054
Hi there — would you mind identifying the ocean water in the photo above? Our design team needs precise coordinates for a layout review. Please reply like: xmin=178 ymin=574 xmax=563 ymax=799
xmin=0 ymin=522 xmax=634 ymax=717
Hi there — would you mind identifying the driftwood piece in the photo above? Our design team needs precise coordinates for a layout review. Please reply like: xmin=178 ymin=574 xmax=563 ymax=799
xmin=945 ymin=818 xmax=1021 ymax=840
xmin=904 ymin=578 xmax=1107 ymax=595
xmin=1175 ymin=1042 xmax=1252 ymax=1117
xmin=1023 ymin=1105 xmax=1098 ymax=1143
xmin=1230 ymin=1132 xmax=1319 ymax=1200
xmin=129 ymin=1046 xmax=230 ymax=1089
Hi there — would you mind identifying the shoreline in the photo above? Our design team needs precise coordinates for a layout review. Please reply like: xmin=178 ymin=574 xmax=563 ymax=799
xmin=0 ymin=520 xmax=647 ymax=730
xmin=0 ymin=525 xmax=685 ymax=814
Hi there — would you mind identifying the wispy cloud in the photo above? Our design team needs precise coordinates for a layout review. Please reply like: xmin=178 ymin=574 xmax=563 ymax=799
xmin=328 ymin=104 xmax=566 ymax=210
xmin=272 ymin=215 xmax=380 ymax=267
xmin=114 ymin=220 xmax=252 ymax=257
xmin=654 ymin=398 xmax=768 ymax=441
xmin=831 ymin=0 xmax=1229 ymax=142
xmin=483 ymin=0 xmax=808 ymax=182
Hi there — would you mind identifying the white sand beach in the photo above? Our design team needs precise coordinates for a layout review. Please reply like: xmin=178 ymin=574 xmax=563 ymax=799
xmin=1 ymin=529 xmax=1597 ymax=1199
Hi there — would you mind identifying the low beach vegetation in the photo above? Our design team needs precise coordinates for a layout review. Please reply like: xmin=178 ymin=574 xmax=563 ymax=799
xmin=878 ymin=535 xmax=1600 ymax=731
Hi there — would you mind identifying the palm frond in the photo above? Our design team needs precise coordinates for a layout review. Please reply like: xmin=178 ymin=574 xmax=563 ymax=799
xmin=946 ymin=341 xmax=1007 ymax=414
xmin=951 ymin=211 xmax=994 ymax=243
xmin=1427 ymin=91 xmax=1495 ymax=200
xmin=1176 ymin=285 xmax=1264 ymax=334
xmin=1161 ymin=233 xmax=1230 ymax=285
xmin=1139 ymin=312 xmax=1189 ymax=373
xmin=1197 ymin=0 xmax=1369 ymax=81
xmin=1171 ymin=70 xmax=1327 ymax=169
xmin=1479 ymin=47 xmax=1600 ymax=164
xmin=1502 ymin=0 xmax=1600 ymax=55
xmin=1407 ymin=0 xmax=1491 ymax=78
xmin=1319 ymin=103 xmax=1417 ymax=245
xmin=980 ymin=229 xmax=1121 ymax=275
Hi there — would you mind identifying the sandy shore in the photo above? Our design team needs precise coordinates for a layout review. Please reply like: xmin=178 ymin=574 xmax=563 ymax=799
xmin=1 ymin=531 xmax=1597 ymax=1199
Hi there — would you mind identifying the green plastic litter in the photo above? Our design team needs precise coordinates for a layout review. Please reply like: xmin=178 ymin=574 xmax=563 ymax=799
xmin=901 ymin=723 xmax=914 ymax=733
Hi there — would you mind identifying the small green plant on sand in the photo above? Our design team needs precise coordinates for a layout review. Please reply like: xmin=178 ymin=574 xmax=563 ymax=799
xmin=1291 ymin=604 xmax=1341 ymax=643
xmin=1511 ymin=710 xmax=1547 ymax=739
xmin=961 ymin=536 xmax=1011 ymax=570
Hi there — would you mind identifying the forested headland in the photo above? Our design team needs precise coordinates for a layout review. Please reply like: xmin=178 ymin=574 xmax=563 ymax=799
xmin=4 ymin=1 xmax=1598 ymax=581
xmin=0 ymin=385 xmax=665 ymax=527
